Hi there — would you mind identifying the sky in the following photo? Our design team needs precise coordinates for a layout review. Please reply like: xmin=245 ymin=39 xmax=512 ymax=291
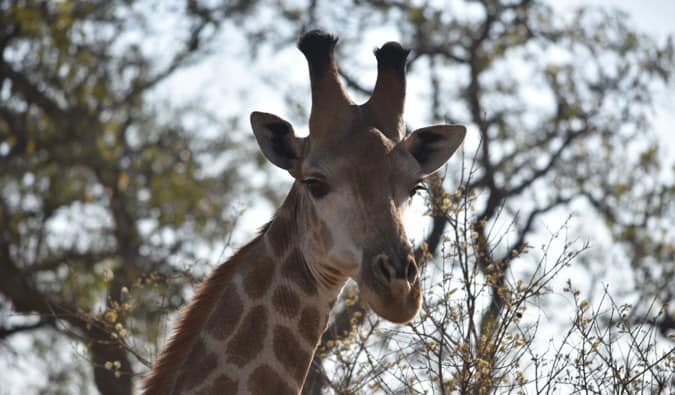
xmin=564 ymin=0 xmax=675 ymax=40
xmin=554 ymin=0 xmax=675 ymax=155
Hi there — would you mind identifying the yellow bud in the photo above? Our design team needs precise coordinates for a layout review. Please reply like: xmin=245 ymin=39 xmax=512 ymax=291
xmin=104 ymin=310 xmax=118 ymax=323
xmin=592 ymin=340 xmax=600 ymax=351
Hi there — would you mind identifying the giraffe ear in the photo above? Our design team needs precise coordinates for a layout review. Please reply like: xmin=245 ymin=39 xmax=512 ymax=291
xmin=403 ymin=125 xmax=466 ymax=176
xmin=251 ymin=112 xmax=305 ymax=171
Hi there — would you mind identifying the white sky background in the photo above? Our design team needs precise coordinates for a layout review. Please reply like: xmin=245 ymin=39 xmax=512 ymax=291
xmin=2 ymin=1 xmax=674 ymax=393
xmin=556 ymin=0 xmax=675 ymax=154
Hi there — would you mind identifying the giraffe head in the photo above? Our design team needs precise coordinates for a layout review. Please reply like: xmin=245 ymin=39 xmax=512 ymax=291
xmin=251 ymin=31 xmax=465 ymax=323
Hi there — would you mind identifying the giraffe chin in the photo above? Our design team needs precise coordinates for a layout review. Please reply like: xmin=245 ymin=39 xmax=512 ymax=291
xmin=358 ymin=280 xmax=422 ymax=324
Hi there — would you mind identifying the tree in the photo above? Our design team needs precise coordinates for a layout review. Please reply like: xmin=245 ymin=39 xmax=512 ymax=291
xmin=0 ymin=0 xmax=256 ymax=393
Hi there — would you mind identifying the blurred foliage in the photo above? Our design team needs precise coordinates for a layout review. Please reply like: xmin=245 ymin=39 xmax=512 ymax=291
xmin=1 ymin=0 xmax=674 ymax=394
xmin=0 ymin=0 xmax=256 ymax=393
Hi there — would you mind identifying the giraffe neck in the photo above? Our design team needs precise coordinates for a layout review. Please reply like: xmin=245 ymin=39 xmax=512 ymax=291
xmin=143 ymin=185 xmax=349 ymax=395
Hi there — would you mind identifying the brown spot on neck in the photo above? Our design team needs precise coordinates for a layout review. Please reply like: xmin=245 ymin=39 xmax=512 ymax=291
xmin=272 ymin=286 xmax=301 ymax=318
xmin=193 ymin=375 xmax=238 ymax=395
xmin=171 ymin=340 xmax=218 ymax=394
xmin=205 ymin=285 xmax=242 ymax=340
xmin=243 ymin=255 xmax=275 ymax=298
xmin=266 ymin=214 xmax=293 ymax=256
xmin=226 ymin=305 xmax=268 ymax=366
xmin=248 ymin=365 xmax=295 ymax=395
xmin=273 ymin=325 xmax=312 ymax=384
xmin=299 ymin=307 xmax=324 ymax=345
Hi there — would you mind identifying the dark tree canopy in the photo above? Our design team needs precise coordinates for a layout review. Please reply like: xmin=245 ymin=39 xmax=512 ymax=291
xmin=0 ymin=0 xmax=255 ymax=393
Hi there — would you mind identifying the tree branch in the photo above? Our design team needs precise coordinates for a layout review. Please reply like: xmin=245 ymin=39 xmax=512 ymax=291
xmin=0 ymin=59 xmax=66 ymax=119
xmin=0 ymin=319 xmax=54 ymax=340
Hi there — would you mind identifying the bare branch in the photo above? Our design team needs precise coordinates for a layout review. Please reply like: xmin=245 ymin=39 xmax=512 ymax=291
xmin=0 ymin=319 xmax=54 ymax=340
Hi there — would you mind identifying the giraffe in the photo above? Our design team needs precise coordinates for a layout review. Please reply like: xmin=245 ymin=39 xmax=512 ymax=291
xmin=142 ymin=30 xmax=466 ymax=394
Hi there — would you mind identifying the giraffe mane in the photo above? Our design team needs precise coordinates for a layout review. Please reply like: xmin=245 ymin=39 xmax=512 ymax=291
xmin=141 ymin=234 xmax=263 ymax=394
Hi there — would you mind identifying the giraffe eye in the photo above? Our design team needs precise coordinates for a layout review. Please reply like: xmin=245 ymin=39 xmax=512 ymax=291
xmin=302 ymin=178 xmax=330 ymax=199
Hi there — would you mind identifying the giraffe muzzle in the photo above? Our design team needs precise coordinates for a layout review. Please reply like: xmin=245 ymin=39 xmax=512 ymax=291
xmin=360 ymin=252 xmax=422 ymax=323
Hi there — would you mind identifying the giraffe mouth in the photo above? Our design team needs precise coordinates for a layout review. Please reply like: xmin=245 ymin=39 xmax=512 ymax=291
xmin=359 ymin=278 xmax=422 ymax=323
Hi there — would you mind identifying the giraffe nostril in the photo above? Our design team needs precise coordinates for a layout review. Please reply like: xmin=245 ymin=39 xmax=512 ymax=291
xmin=374 ymin=254 xmax=395 ymax=284
xmin=405 ymin=258 xmax=418 ymax=283
xmin=378 ymin=262 xmax=390 ymax=282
